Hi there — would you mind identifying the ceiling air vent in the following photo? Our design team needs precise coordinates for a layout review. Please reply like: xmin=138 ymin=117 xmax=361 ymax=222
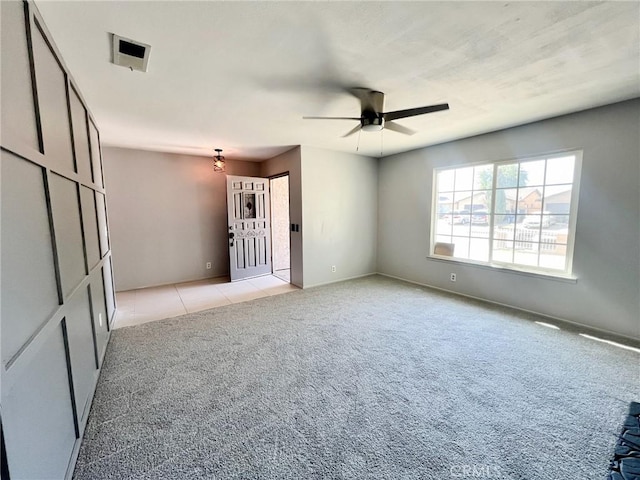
xmin=111 ymin=34 xmax=151 ymax=72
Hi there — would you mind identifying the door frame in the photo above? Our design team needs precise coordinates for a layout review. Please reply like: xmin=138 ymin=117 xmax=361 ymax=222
xmin=268 ymin=172 xmax=291 ymax=282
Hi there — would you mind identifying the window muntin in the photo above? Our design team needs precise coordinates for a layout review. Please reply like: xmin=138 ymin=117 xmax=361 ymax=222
xmin=432 ymin=151 xmax=581 ymax=276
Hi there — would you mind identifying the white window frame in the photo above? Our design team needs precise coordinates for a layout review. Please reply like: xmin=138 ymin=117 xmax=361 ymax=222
xmin=429 ymin=150 xmax=582 ymax=279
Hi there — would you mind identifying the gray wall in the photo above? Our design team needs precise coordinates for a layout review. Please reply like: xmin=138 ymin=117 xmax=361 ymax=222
xmin=300 ymin=146 xmax=378 ymax=288
xmin=104 ymin=145 xmax=379 ymax=291
xmin=103 ymin=147 xmax=260 ymax=291
xmin=378 ymin=99 xmax=640 ymax=341
xmin=260 ymin=147 xmax=304 ymax=287
xmin=1 ymin=1 xmax=115 ymax=478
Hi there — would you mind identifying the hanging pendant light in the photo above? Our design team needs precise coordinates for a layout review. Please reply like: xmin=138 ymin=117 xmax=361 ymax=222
xmin=213 ymin=148 xmax=226 ymax=172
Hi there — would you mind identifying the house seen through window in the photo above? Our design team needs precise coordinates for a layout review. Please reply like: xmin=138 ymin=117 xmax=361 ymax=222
xmin=432 ymin=151 xmax=581 ymax=276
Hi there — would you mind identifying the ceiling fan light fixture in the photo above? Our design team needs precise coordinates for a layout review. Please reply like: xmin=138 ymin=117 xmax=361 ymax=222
xmin=361 ymin=124 xmax=383 ymax=132
xmin=213 ymin=148 xmax=226 ymax=172
xmin=361 ymin=117 xmax=384 ymax=132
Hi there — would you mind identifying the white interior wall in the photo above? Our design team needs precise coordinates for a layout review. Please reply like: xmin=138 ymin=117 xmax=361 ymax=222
xmin=103 ymin=147 xmax=260 ymax=291
xmin=300 ymin=146 xmax=378 ymax=288
xmin=377 ymin=99 xmax=640 ymax=341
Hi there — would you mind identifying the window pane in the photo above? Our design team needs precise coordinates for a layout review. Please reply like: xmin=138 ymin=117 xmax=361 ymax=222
xmin=540 ymin=235 xmax=559 ymax=253
xmin=521 ymin=214 xmax=556 ymax=232
xmin=435 ymin=234 xmax=452 ymax=244
xmin=451 ymin=219 xmax=471 ymax=236
xmin=493 ymin=239 xmax=514 ymax=263
xmin=473 ymin=164 xmax=493 ymax=190
xmin=546 ymin=156 xmax=575 ymax=185
xmin=496 ymin=163 xmax=519 ymax=188
xmin=471 ymin=210 xmax=491 ymax=233
xmin=522 ymin=213 xmax=542 ymax=231
xmin=519 ymin=159 xmax=545 ymax=187
xmin=453 ymin=191 xmax=473 ymax=212
xmin=452 ymin=236 xmax=470 ymax=259
xmin=455 ymin=167 xmax=474 ymax=191
xmin=494 ymin=225 xmax=515 ymax=242
xmin=514 ymin=242 xmax=539 ymax=266
xmin=436 ymin=195 xmax=454 ymax=218
xmin=494 ymin=188 xmax=516 ymax=214
xmin=552 ymin=215 xmax=570 ymax=230
xmin=437 ymin=169 xmax=455 ymax=192
xmin=518 ymin=187 xmax=543 ymax=214
xmin=542 ymin=185 xmax=572 ymax=214
xmin=539 ymin=246 xmax=567 ymax=270
xmin=434 ymin=217 xmax=452 ymax=237
xmin=470 ymin=223 xmax=490 ymax=238
xmin=512 ymin=213 xmax=524 ymax=227
xmin=469 ymin=238 xmax=489 ymax=262
xmin=515 ymin=227 xmax=541 ymax=248
xmin=471 ymin=190 xmax=491 ymax=212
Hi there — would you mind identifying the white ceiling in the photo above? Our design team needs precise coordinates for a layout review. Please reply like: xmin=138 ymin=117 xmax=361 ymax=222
xmin=35 ymin=1 xmax=639 ymax=161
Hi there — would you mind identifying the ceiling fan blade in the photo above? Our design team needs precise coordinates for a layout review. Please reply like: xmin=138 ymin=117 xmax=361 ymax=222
xmin=384 ymin=121 xmax=416 ymax=136
xmin=383 ymin=103 xmax=449 ymax=121
xmin=303 ymin=116 xmax=361 ymax=120
xmin=342 ymin=124 xmax=362 ymax=137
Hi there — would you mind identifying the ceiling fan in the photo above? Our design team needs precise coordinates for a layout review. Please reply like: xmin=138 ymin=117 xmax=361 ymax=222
xmin=303 ymin=88 xmax=449 ymax=137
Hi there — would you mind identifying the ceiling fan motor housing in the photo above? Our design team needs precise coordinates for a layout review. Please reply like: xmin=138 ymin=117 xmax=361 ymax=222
xmin=360 ymin=90 xmax=385 ymax=131
xmin=361 ymin=114 xmax=384 ymax=131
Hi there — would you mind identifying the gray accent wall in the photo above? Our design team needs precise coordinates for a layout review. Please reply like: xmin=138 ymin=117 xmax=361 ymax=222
xmin=378 ymin=99 xmax=640 ymax=341
xmin=102 ymin=147 xmax=261 ymax=291
xmin=1 ymin=1 xmax=115 ymax=479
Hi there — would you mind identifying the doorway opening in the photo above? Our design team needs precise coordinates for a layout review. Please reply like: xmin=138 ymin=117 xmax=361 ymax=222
xmin=270 ymin=174 xmax=290 ymax=283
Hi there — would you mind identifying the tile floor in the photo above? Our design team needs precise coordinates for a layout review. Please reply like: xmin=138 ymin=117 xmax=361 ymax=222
xmin=273 ymin=268 xmax=291 ymax=282
xmin=113 ymin=273 xmax=298 ymax=329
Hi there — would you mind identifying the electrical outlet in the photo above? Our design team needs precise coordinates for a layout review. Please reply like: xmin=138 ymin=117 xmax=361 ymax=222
xmin=331 ymin=265 xmax=336 ymax=273
xmin=206 ymin=262 xmax=212 ymax=269
xmin=99 ymin=313 xmax=103 ymax=327
xmin=450 ymin=273 xmax=457 ymax=282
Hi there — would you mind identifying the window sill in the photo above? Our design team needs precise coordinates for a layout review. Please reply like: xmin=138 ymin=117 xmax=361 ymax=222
xmin=426 ymin=255 xmax=578 ymax=284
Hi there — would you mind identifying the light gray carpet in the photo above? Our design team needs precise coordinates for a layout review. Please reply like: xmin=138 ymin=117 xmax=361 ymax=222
xmin=74 ymin=275 xmax=639 ymax=479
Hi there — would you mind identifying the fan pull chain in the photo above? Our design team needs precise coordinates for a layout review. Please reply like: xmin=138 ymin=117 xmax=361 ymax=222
xmin=380 ymin=129 xmax=384 ymax=156
xmin=356 ymin=128 xmax=362 ymax=152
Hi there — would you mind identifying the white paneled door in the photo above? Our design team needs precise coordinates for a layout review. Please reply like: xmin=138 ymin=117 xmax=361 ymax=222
xmin=227 ymin=175 xmax=272 ymax=281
